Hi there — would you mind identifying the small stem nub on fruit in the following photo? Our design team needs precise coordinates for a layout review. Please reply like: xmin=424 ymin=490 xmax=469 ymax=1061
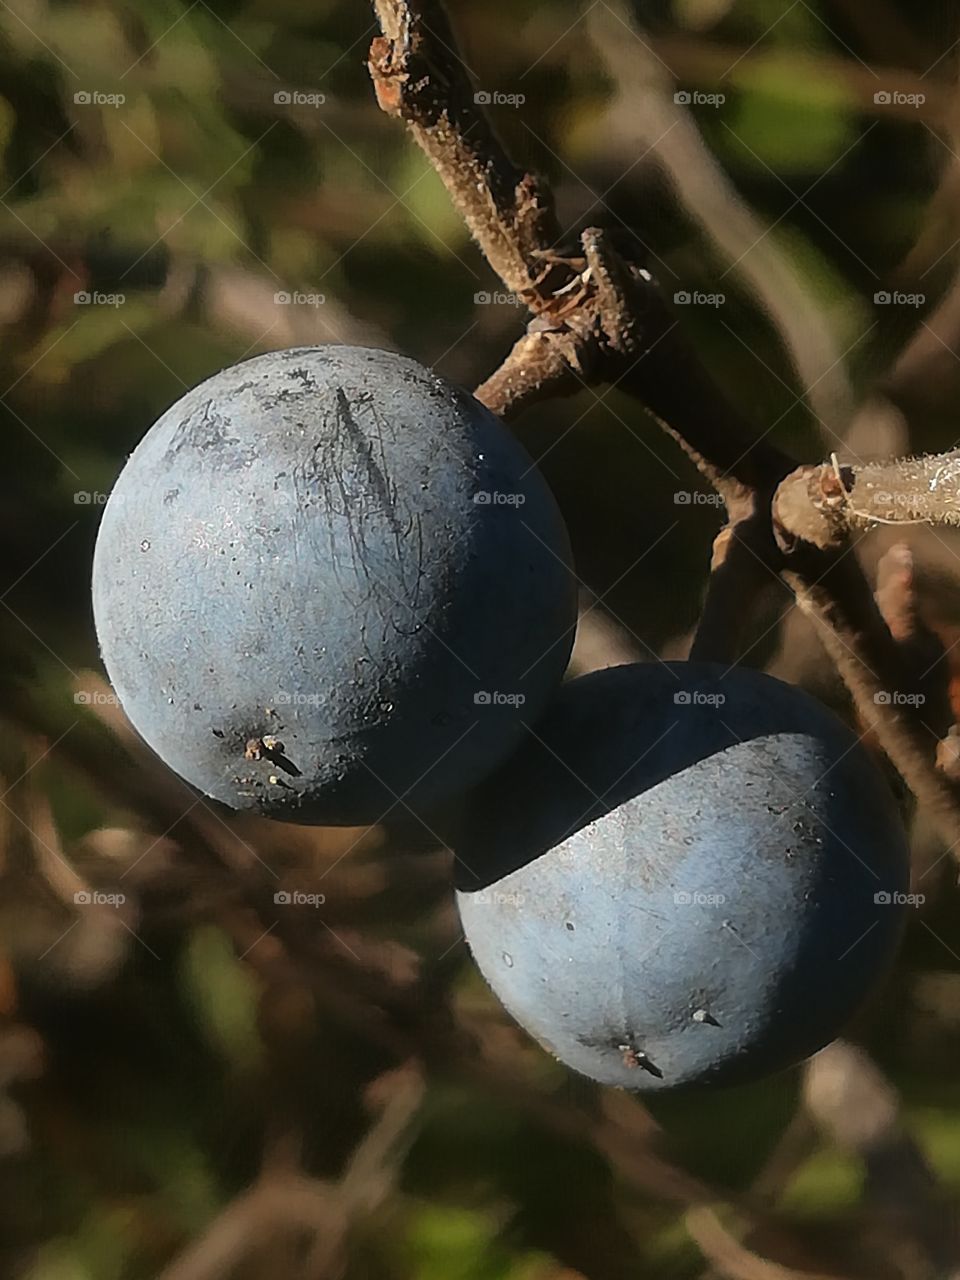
xmin=619 ymin=1043 xmax=663 ymax=1078
xmin=243 ymin=736 xmax=302 ymax=778
xmin=692 ymin=1008 xmax=721 ymax=1027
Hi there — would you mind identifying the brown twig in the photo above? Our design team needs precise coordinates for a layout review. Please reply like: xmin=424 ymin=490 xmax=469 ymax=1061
xmin=685 ymin=1206 xmax=842 ymax=1280
xmin=367 ymin=0 xmax=960 ymax=848
xmin=775 ymin=453 xmax=960 ymax=547
xmin=780 ymin=546 xmax=960 ymax=834
xmin=474 ymin=328 xmax=585 ymax=418
xmin=689 ymin=514 xmax=780 ymax=665
xmin=874 ymin=544 xmax=953 ymax=739
xmin=367 ymin=1 xmax=789 ymax=485
xmin=156 ymin=1176 xmax=342 ymax=1280
xmin=368 ymin=0 xmax=562 ymax=300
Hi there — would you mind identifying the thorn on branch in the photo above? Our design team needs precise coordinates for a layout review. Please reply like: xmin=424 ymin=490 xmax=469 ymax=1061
xmin=875 ymin=543 xmax=920 ymax=644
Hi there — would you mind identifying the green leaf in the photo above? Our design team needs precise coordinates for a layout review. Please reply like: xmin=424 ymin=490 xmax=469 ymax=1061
xmin=724 ymin=53 xmax=858 ymax=175
xmin=179 ymin=925 xmax=264 ymax=1069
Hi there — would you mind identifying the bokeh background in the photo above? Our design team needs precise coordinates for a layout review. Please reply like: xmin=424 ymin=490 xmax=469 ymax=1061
xmin=4 ymin=0 xmax=960 ymax=1276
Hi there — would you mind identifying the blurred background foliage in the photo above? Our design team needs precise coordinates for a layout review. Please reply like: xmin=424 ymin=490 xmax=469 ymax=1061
xmin=4 ymin=0 xmax=960 ymax=1276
